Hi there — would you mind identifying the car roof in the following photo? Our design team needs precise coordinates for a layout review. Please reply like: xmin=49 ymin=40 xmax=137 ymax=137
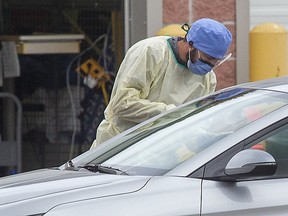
xmin=228 ymin=76 xmax=288 ymax=93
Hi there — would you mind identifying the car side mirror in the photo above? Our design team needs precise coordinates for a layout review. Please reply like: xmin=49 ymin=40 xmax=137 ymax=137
xmin=224 ymin=149 xmax=277 ymax=180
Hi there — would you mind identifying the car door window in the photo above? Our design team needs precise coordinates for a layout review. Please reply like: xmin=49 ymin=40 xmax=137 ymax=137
xmin=201 ymin=120 xmax=288 ymax=180
xmin=248 ymin=125 xmax=288 ymax=178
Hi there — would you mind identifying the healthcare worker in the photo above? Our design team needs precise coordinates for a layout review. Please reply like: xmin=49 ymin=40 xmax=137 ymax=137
xmin=90 ymin=18 xmax=232 ymax=148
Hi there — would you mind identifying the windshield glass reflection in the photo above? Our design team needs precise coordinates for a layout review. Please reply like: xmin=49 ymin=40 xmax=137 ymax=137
xmin=90 ymin=88 xmax=288 ymax=175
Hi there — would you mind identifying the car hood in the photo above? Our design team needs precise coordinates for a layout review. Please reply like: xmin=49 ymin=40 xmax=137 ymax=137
xmin=0 ymin=168 xmax=151 ymax=216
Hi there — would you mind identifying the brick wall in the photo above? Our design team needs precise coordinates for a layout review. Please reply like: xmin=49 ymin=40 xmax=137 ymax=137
xmin=163 ymin=0 xmax=236 ymax=90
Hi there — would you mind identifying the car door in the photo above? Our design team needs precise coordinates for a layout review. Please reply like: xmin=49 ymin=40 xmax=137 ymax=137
xmin=200 ymin=121 xmax=288 ymax=215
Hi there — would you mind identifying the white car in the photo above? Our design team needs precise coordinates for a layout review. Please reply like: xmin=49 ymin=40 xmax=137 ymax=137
xmin=1 ymin=76 xmax=288 ymax=216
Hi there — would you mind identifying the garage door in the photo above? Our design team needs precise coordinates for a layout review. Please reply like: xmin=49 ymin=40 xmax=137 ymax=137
xmin=250 ymin=0 xmax=288 ymax=30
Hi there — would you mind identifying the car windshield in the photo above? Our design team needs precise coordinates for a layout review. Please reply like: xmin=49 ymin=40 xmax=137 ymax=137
xmin=83 ymin=88 xmax=288 ymax=176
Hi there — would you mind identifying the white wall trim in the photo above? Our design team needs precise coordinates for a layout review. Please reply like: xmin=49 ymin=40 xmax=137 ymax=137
xmin=124 ymin=0 xmax=130 ymax=52
xmin=236 ymin=0 xmax=250 ymax=84
xmin=146 ymin=0 xmax=163 ymax=37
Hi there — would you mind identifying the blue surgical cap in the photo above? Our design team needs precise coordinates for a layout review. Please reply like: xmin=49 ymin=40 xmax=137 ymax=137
xmin=186 ymin=18 xmax=232 ymax=59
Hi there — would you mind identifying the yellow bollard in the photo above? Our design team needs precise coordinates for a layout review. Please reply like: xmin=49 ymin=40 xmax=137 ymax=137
xmin=250 ymin=23 xmax=288 ymax=81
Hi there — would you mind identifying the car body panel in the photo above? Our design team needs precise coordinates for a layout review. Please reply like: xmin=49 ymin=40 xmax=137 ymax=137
xmin=0 ymin=169 xmax=150 ymax=216
xmin=45 ymin=176 xmax=202 ymax=216
xmin=201 ymin=178 xmax=288 ymax=215
xmin=233 ymin=76 xmax=288 ymax=92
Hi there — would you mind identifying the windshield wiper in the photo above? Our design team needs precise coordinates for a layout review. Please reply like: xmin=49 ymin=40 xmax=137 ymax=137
xmin=64 ymin=160 xmax=75 ymax=170
xmin=81 ymin=164 xmax=129 ymax=175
